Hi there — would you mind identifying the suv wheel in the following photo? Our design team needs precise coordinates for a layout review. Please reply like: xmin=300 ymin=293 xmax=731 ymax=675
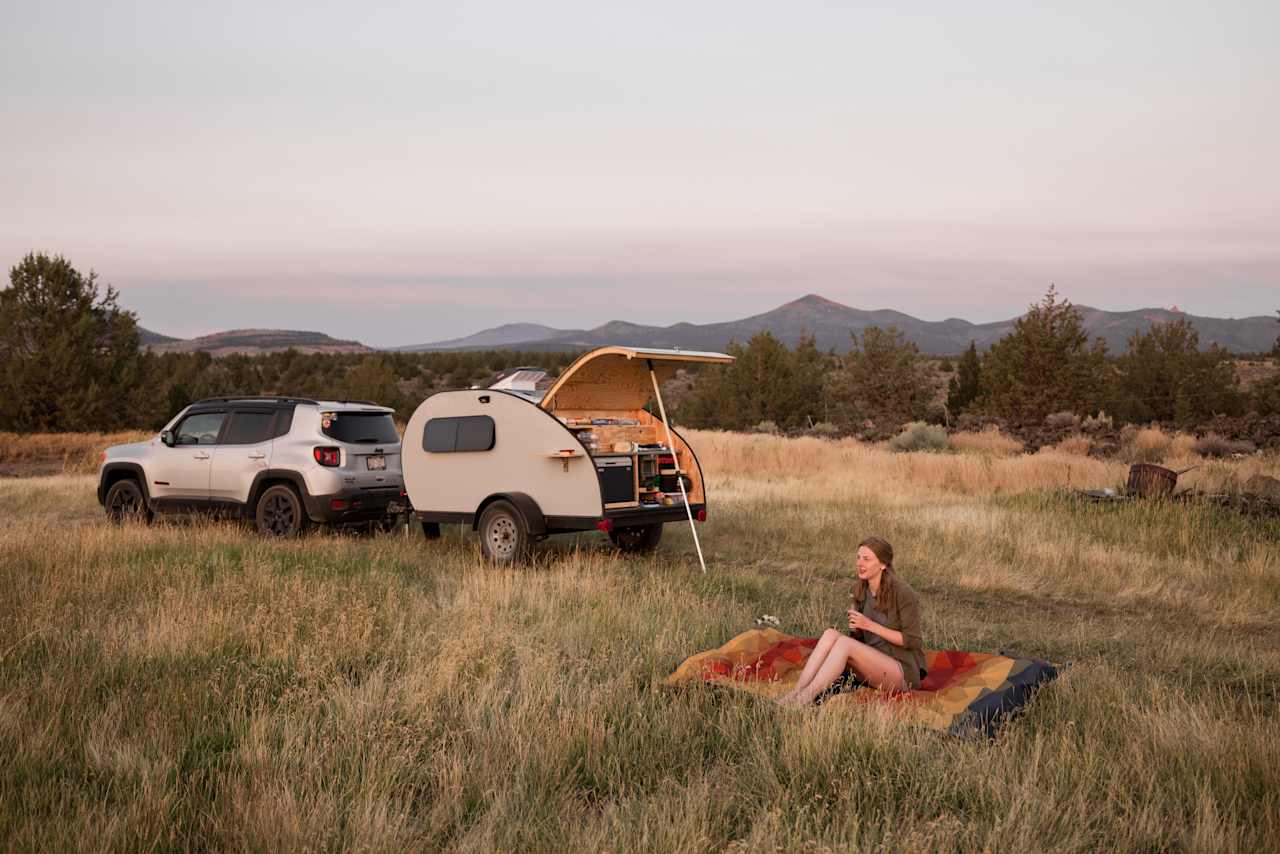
xmin=256 ymin=484 xmax=309 ymax=537
xmin=105 ymin=479 xmax=151 ymax=524
xmin=609 ymin=523 xmax=663 ymax=553
xmin=477 ymin=500 xmax=529 ymax=563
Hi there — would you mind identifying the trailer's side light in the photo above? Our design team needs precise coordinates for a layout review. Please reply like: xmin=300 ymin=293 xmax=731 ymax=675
xmin=313 ymin=446 xmax=340 ymax=466
xmin=596 ymin=520 xmax=613 ymax=533
xmin=696 ymin=509 xmax=707 ymax=523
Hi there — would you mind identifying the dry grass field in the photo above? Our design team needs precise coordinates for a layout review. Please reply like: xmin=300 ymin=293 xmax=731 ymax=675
xmin=1 ymin=430 xmax=1278 ymax=851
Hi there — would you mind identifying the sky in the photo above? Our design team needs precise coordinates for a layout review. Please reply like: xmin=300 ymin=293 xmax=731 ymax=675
xmin=2 ymin=1 xmax=1277 ymax=346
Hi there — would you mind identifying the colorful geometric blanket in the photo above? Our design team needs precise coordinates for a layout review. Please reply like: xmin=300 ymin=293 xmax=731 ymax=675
xmin=664 ymin=629 xmax=1059 ymax=736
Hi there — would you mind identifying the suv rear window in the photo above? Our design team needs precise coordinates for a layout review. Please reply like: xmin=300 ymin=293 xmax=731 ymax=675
xmin=321 ymin=412 xmax=400 ymax=445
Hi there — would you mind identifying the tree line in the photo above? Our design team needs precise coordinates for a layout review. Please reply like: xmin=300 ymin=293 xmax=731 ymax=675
xmin=676 ymin=287 xmax=1280 ymax=434
xmin=2 ymin=253 xmax=1278 ymax=434
xmin=0 ymin=253 xmax=578 ymax=431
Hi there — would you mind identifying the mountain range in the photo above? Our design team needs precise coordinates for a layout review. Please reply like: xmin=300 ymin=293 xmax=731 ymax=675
xmin=394 ymin=295 xmax=1278 ymax=355
xmin=141 ymin=295 xmax=1279 ymax=357
xmin=141 ymin=328 xmax=371 ymax=357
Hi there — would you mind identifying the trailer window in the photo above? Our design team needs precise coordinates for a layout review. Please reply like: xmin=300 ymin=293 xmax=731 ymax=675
xmin=423 ymin=416 xmax=495 ymax=453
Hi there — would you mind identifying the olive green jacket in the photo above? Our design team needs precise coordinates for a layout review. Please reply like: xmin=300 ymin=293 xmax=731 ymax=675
xmin=851 ymin=570 xmax=925 ymax=689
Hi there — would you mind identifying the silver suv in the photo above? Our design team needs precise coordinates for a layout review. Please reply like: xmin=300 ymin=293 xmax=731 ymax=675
xmin=97 ymin=396 xmax=404 ymax=536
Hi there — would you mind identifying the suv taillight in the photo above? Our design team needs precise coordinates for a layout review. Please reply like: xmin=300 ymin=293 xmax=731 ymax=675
xmin=313 ymin=446 xmax=340 ymax=466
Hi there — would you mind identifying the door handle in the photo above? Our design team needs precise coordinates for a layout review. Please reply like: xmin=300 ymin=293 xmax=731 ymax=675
xmin=248 ymin=452 xmax=266 ymax=460
xmin=194 ymin=452 xmax=210 ymax=460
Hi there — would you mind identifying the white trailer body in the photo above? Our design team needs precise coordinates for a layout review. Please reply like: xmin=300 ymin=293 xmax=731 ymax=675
xmin=402 ymin=346 xmax=734 ymax=561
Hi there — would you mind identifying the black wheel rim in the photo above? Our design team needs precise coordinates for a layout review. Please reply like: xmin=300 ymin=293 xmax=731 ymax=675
xmin=109 ymin=485 xmax=140 ymax=518
xmin=262 ymin=493 xmax=296 ymax=535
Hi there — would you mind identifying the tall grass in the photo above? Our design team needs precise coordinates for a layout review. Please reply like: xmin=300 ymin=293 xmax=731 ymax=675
xmin=1 ymin=434 xmax=1278 ymax=851
xmin=0 ymin=430 xmax=153 ymax=474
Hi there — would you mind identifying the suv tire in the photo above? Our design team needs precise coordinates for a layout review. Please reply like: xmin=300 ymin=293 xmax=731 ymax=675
xmin=256 ymin=484 xmax=309 ymax=537
xmin=477 ymin=500 xmax=529 ymax=563
xmin=104 ymin=479 xmax=151 ymax=524
xmin=609 ymin=523 xmax=663 ymax=553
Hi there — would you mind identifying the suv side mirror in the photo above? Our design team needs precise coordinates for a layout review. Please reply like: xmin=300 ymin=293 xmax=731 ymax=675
xmin=160 ymin=429 xmax=175 ymax=447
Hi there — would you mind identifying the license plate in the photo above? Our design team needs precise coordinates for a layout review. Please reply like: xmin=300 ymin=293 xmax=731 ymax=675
xmin=366 ymin=455 xmax=386 ymax=471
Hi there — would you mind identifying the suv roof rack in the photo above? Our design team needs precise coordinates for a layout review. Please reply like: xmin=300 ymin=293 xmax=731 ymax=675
xmin=190 ymin=395 xmax=320 ymax=406
xmin=317 ymin=399 xmax=383 ymax=407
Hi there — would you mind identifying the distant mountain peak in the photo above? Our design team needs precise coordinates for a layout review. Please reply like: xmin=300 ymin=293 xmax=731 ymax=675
xmin=785 ymin=293 xmax=851 ymax=310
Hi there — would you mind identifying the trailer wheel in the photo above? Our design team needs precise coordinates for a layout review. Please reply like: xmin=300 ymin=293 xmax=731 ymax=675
xmin=609 ymin=523 xmax=663 ymax=553
xmin=478 ymin=500 xmax=530 ymax=563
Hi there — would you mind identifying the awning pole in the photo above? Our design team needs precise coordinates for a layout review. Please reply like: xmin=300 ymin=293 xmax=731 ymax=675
xmin=648 ymin=360 xmax=707 ymax=574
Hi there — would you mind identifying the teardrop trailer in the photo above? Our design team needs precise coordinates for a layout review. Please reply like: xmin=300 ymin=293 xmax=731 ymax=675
xmin=402 ymin=346 xmax=734 ymax=563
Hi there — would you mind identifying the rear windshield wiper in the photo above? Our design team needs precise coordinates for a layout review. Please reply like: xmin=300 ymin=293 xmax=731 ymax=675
xmin=351 ymin=437 xmax=384 ymax=444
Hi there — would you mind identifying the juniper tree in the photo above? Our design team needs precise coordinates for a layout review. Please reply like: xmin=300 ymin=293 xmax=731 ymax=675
xmin=827 ymin=325 xmax=932 ymax=433
xmin=946 ymin=341 xmax=982 ymax=415
xmin=976 ymin=286 xmax=1108 ymax=422
xmin=0 ymin=252 xmax=144 ymax=431
xmin=1114 ymin=318 xmax=1242 ymax=425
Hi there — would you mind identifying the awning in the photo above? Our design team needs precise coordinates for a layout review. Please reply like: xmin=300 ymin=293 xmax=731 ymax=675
xmin=539 ymin=346 xmax=734 ymax=412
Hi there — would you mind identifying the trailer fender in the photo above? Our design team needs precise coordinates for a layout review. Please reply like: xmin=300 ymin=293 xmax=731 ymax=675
xmin=474 ymin=492 xmax=548 ymax=537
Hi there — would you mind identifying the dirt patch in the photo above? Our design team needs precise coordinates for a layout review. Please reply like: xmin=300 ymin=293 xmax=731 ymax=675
xmin=0 ymin=460 xmax=67 ymax=478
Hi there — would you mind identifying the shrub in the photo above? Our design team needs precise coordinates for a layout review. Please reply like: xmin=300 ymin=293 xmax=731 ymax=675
xmin=809 ymin=421 xmax=840 ymax=438
xmin=1044 ymin=411 xmax=1080 ymax=430
xmin=1120 ymin=425 xmax=1172 ymax=463
xmin=1168 ymin=432 xmax=1198 ymax=459
xmin=949 ymin=426 xmax=1023 ymax=457
xmin=1193 ymin=433 xmax=1256 ymax=458
xmin=888 ymin=422 xmax=949 ymax=453
xmin=1081 ymin=411 xmax=1114 ymax=433
xmin=752 ymin=420 xmax=780 ymax=435
xmin=1053 ymin=434 xmax=1093 ymax=456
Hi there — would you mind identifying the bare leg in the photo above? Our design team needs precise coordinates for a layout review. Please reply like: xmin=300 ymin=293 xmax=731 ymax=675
xmin=778 ymin=629 xmax=842 ymax=702
xmin=789 ymin=637 xmax=907 ymax=706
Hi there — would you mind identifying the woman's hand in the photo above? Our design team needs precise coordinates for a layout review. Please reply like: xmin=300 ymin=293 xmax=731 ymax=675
xmin=848 ymin=610 xmax=879 ymax=636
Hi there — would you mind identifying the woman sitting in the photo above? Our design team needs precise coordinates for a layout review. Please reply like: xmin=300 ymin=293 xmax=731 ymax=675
xmin=778 ymin=536 xmax=925 ymax=706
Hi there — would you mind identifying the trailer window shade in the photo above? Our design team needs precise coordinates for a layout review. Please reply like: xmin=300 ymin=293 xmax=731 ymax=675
xmin=455 ymin=416 xmax=496 ymax=452
xmin=423 ymin=416 xmax=495 ymax=453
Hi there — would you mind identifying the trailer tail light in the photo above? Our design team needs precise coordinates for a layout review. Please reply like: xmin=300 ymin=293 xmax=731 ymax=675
xmin=330 ymin=498 xmax=348 ymax=511
xmin=595 ymin=519 xmax=613 ymax=533
xmin=696 ymin=509 xmax=707 ymax=522
xmin=658 ymin=455 xmax=675 ymax=466
xmin=313 ymin=446 xmax=340 ymax=466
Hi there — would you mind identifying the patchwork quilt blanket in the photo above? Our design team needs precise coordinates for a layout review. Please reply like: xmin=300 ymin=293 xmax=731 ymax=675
xmin=664 ymin=629 xmax=1059 ymax=736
